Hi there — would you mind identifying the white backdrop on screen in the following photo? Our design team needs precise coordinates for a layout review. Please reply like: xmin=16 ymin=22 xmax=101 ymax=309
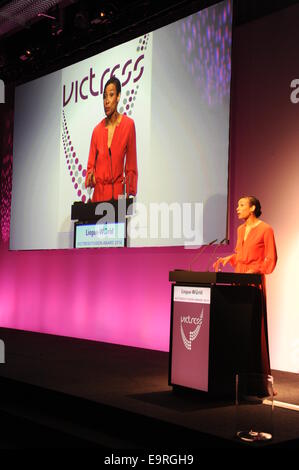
xmin=10 ymin=0 xmax=232 ymax=250
xmin=10 ymin=71 xmax=62 ymax=250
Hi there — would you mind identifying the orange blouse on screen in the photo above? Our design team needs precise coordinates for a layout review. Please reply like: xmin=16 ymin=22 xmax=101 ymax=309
xmin=85 ymin=114 xmax=138 ymax=202
xmin=230 ymin=221 xmax=277 ymax=274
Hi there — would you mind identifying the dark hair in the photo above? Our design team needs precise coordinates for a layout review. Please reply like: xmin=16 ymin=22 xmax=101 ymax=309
xmin=246 ymin=196 xmax=262 ymax=218
xmin=103 ymin=76 xmax=121 ymax=96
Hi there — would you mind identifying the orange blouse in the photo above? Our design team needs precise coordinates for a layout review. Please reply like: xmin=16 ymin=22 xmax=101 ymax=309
xmin=85 ymin=114 xmax=138 ymax=202
xmin=230 ymin=221 xmax=277 ymax=274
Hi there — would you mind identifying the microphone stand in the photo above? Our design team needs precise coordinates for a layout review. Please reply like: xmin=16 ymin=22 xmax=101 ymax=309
xmin=205 ymin=238 xmax=227 ymax=271
xmin=189 ymin=239 xmax=218 ymax=271
xmin=87 ymin=186 xmax=93 ymax=204
xmin=109 ymin=148 xmax=114 ymax=199
xmin=87 ymin=149 xmax=98 ymax=203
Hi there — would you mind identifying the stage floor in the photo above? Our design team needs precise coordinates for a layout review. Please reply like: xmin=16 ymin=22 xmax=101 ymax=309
xmin=0 ymin=327 xmax=298 ymax=449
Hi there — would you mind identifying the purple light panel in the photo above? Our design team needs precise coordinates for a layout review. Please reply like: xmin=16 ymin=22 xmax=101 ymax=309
xmin=178 ymin=0 xmax=232 ymax=106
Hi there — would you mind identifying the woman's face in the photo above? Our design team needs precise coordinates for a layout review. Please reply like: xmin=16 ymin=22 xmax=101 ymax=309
xmin=236 ymin=198 xmax=255 ymax=220
xmin=103 ymin=83 xmax=120 ymax=117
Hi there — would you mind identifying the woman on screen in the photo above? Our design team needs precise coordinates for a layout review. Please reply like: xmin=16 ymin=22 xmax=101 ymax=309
xmin=213 ymin=196 xmax=277 ymax=381
xmin=85 ymin=77 xmax=138 ymax=202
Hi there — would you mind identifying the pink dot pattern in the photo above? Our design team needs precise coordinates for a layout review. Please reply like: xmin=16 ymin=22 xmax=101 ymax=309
xmin=62 ymin=109 xmax=88 ymax=203
xmin=119 ymin=34 xmax=149 ymax=117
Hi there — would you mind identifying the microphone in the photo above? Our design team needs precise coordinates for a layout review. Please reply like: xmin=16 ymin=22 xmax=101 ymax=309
xmin=94 ymin=148 xmax=98 ymax=169
xmin=127 ymin=174 xmax=131 ymax=197
xmin=189 ymin=239 xmax=218 ymax=271
xmin=108 ymin=147 xmax=114 ymax=199
xmin=205 ymin=237 xmax=228 ymax=271
xmin=123 ymin=175 xmax=127 ymax=198
xmin=87 ymin=149 xmax=98 ymax=203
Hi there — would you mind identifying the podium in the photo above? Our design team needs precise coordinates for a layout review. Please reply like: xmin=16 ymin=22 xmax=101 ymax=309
xmin=168 ymin=271 xmax=269 ymax=397
xmin=71 ymin=199 xmax=134 ymax=248
xmin=71 ymin=199 xmax=134 ymax=222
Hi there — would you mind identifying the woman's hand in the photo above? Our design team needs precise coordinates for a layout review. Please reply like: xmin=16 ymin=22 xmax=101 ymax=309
xmin=213 ymin=255 xmax=232 ymax=272
xmin=86 ymin=172 xmax=96 ymax=187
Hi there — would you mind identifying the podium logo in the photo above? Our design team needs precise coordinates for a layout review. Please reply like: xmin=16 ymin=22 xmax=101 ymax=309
xmin=0 ymin=79 xmax=4 ymax=103
xmin=180 ymin=310 xmax=203 ymax=351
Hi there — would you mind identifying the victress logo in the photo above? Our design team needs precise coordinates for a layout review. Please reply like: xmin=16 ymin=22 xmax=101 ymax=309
xmin=180 ymin=309 xmax=204 ymax=351
xmin=62 ymin=55 xmax=145 ymax=107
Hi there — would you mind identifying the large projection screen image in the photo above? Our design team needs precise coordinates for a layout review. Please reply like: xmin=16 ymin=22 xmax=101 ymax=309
xmin=10 ymin=0 xmax=232 ymax=250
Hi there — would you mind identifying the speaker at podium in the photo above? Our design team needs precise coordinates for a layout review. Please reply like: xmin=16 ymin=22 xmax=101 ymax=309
xmin=168 ymin=271 xmax=269 ymax=398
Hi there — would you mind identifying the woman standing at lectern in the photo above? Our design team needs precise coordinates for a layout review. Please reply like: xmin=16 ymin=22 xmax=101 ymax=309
xmin=85 ymin=77 xmax=138 ymax=202
xmin=213 ymin=196 xmax=277 ymax=274
xmin=213 ymin=196 xmax=277 ymax=379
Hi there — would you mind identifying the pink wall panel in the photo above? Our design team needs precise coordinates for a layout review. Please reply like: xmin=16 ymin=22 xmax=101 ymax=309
xmin=230 ymin=4 xmax=299 ymax=372
xmin=0 ymin=243 xmax=219 ymax=351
